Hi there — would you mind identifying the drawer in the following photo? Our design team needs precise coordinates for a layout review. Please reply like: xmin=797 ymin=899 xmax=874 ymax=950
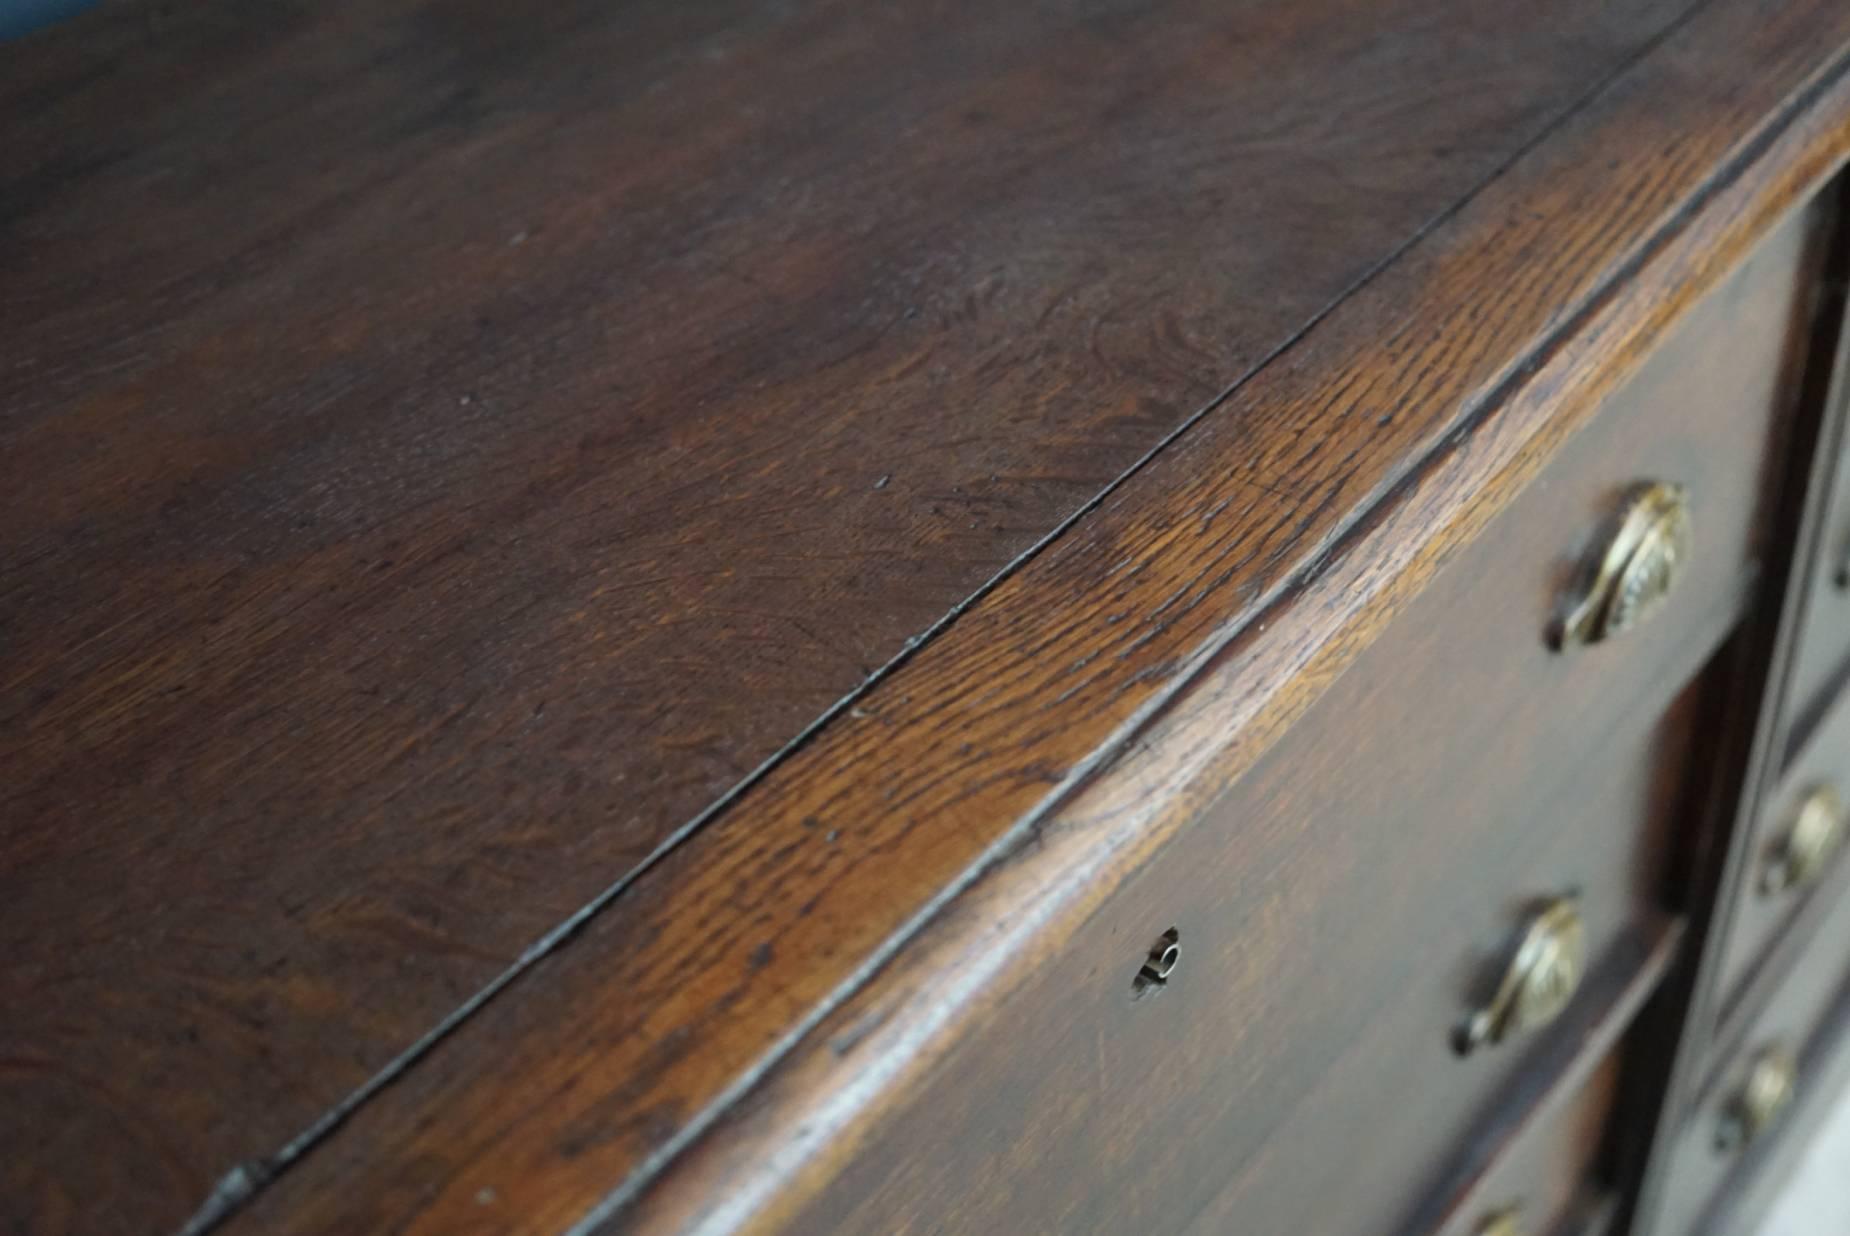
xmin=1428 ymin=1050 xmax=1622 ymax=1236
xmin=1712 ymin=681 xmax=1850 ymax=1025
xmin=781 ymin=208 xmax=1817 ymax=1236
xmin=1776 ymin=364 xmax=1850 ymax=752
xmin=1779 ymin=473 xmax=1850 ymax=749
xmin=1411 ymin=921 xmax=1677 ymax=1236
xmin=797 ymin=668 xmax=1701 ymax=1236
xmin=1647 ymin=868 xmax=1850 ymax=1236
xmin=1168 ymin=690 xmax=1696 ymax=1236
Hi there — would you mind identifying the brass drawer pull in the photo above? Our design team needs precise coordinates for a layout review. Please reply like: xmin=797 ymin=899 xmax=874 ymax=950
xmin=1478 ymin=1208 xmax=1526 ymax=1236
xmin=1763 ymin=785 xmax=1846 ymax=896
xmin=1717 ymin=1045 xmax=1798 ymax=1152
xmin=1455 ymin=897 xmax=1585 ymax=1055
xmin=1555 ymin=481 xmax=1691 ymax=649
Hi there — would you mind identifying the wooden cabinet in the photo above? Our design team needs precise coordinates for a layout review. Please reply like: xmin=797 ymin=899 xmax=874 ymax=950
xmin=8 ymin=3 xmax=1850 ymax=1235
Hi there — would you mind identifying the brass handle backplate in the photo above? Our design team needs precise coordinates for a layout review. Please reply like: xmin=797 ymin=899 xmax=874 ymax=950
xmin=1763 ymin=785 xmax=1846 ymax=896
xmin=1717 ymin=1044 xmax=1798 ymax=1152
xmin=1555 ymin=481 xmax=1691 ymax=649
xmin=1456 ymin=897 xmax=1585 ymax=1056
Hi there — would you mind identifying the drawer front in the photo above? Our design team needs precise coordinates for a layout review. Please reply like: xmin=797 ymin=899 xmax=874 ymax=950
xmin=782 ymin=208 xmax=1817 ymax=1236
xmin=1780 ymin=482 xmax=1850 ymax=740
xmin=1395 ymin=922 xmax=1675 ymax=1236
xmin=1713 ymin=681 xmax=1850 ymax=1023
xmin=1649 ymin=872 xmax=1850 ymax=1236
xmin=1777 ymin=380 xmax=1850 ymax=746
xmin=1429 ymin=1051 xmax=1621 ymax=1236
xmin=1169 ymin=686 xmax=1696 ymax=1236
xmin=798 ymin=669 xmax=1700 ymax=1236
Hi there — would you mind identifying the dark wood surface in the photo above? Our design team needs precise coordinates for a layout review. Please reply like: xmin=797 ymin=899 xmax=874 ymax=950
xmin=0 ymin=0 xmax=1743 ymax=1230
xmin=203 ymin=1 xmax=1850 ymax=1234
xmin=9 ymin=1 xmax=1850 ymax=1234
xmin=2 ymin=0 xmax=1707 ymax=1228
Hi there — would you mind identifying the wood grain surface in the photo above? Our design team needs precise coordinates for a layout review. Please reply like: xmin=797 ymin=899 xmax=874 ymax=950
xmin=1 ymin=0 xmax=1741 ymax=1231
xmin=179 ymin=0 xmax=1850 ymax=1234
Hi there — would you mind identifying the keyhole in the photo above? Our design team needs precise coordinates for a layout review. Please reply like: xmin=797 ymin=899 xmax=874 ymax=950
xmin=1132 ymin=928 xmax=1180 ymax=998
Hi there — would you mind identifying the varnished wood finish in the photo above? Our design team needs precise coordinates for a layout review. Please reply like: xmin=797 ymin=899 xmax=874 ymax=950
xmin=2 ymin=0 xmax=1714 ymax=1228
xmin=13 ymin=2 xmax=1850 ymax=1234
xmin=204 ymin=3 xmax=1850 ymax=1234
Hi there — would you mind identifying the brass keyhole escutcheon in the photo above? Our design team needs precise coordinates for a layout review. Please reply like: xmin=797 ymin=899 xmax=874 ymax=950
xmin=1554 ymin=481 xmax=1691 ymax=649
xmin=1131 ymin=928 xmax=1180 ymax=999
xmin=1455 ymin=897 xmax=1585 ymax=1056
xmin=1717 ymin=1045 xmax=1798 ymax=1152
xmin=1763 ymin=785 xmax=1846 ymax=896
